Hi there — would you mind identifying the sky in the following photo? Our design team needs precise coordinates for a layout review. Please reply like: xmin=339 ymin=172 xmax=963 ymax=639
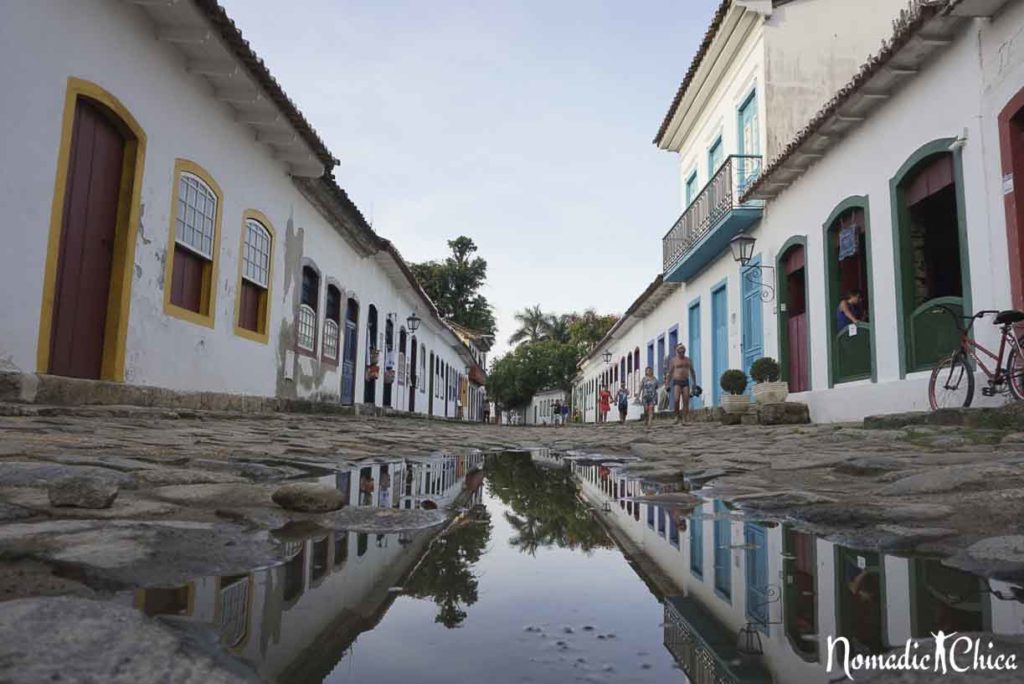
xmin=219 ymin=0 xmax=721 ymax=358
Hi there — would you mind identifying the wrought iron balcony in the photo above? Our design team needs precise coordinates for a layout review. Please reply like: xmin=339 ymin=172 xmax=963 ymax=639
xmin=662 ymin=155 xmax=764 ymax=283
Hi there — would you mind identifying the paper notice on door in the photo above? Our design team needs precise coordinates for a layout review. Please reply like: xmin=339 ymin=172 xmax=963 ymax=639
xmin=1004 ymin=173 xmax=1015 ymax=196
xmin=848 ymin=323 xmax=858 ymax=337
xmin=857 ymin=555 xmax=866 ymax=569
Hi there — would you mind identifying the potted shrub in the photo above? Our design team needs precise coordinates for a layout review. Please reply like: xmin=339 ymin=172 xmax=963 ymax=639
xmin=719 ymin=369 xmax=750 ymax=414
xmin=750 ymin=357 xmax=789 ymax=404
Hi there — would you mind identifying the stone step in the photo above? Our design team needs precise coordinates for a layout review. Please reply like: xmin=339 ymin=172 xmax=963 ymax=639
xmin=864 ymin=403 xmax=1024 ymax=431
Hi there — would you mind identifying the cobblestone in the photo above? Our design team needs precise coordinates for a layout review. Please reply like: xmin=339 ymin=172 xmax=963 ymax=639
xmin=0 ymin=405 xmax=1022 ymax=579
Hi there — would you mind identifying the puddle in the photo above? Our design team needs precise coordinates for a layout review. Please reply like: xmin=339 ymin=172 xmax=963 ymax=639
xmin=119 ymin=451 xmax=1023 ymax=683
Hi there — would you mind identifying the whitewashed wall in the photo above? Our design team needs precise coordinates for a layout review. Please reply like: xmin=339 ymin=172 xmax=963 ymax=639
xmin=526 ymin=389 xmax=566 ymax=425
xmin=0 ymin=0 xmax=469 ymax=414
xmin=751 ymin=17 xmax=1014 ymax=422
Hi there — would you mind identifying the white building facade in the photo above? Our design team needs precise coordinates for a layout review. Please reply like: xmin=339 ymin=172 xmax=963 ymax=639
xmin=575 ymin=0 xmax=1024 ymax=423
xmin=0 ymin=0 xmax=484 ymax=419
xmin=526 ymin=389 xmax=567 ymax=425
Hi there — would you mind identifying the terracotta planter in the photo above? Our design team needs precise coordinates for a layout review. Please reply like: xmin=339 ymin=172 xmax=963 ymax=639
xmin=721 ymin=394 xmax=750 ymax=415
xmin=753 ymin=381 xmax=789 ymax=404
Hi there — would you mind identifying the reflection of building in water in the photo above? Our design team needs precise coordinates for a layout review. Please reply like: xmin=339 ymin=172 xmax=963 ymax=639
xmin=335 ymin=453 xmax=484 ymax=511
xmin=129 ymin=451 xmax=485 ymax=683
xmin=570 ymin=457 xmax=1024 ymax=684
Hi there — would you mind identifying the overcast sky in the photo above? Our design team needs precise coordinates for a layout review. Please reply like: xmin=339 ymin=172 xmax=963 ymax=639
xmin=220 ymin=0 xmax=720 ymax=358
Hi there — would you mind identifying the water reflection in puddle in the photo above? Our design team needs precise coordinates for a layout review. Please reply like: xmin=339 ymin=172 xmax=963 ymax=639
xmin=125 ymin=451 xmax=1023 ymax=683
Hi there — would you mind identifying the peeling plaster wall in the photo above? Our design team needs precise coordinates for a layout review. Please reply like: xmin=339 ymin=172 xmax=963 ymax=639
xmin=763 ymin=0 xmax=912 ymax=160
xmin=0 ymin=0 xmax=468 ymax=412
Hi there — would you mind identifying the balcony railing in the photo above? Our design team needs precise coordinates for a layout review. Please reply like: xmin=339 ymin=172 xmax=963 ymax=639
xmin=662 ymin=155 xmax=763 ymax=274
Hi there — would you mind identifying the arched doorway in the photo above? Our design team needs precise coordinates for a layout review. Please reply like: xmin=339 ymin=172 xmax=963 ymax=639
xmin=341 ymin=298 xmax=359 ymax=405
xmin=408 ymin=336 xmax=418 ymax=413
xmin=778 ymin=238 xmax=809 ymax=392
xmin=892 ymin=141 xmax=970 ymax=374
xmin=824 ymin=197 xmax=874 ymax=386
xmin=39 ymin=79 xmax=147 ymax=381
xmin=363 ymin=305 xmax=378 ymax=405
xmin=383 ymin=317 xmax=395 ymax=408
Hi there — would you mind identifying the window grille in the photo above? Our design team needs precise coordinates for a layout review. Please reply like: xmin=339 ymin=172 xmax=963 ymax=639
xmin=323 ymin=319 xmax=340 ymax=359
xmin=175 ymin=173 xmax=217 ymax=259
xmin=242 ymin=220 xmax=271 ymax=287
xmin=298 ymin=304 xmax=317 ymax=351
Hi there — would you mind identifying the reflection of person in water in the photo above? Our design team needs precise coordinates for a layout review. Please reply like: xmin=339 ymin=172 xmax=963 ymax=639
xmin=359 ymin=473 xmax=375 ymax=506
xmin=379 ymin=471 xmax=392 ymax=508
xmin=845 ymin=566 xmax=883 ymax=653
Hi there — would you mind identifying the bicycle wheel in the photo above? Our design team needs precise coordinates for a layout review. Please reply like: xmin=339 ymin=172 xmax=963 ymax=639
xmin=1006 ymin=338 xmax=1024 ymax=401
xmin=929 ymin=352 xmax=974 ymax=410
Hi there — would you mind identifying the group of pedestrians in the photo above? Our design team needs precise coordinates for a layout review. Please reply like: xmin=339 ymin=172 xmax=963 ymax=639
xmin=596 ymin=344 xmax=698 ymax=428
xmin=549 ymin=399 xmax=570 ymax=426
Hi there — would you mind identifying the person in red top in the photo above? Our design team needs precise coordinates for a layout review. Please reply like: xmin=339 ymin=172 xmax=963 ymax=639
xmin=598 ymin=385 xmax=612 ymax=424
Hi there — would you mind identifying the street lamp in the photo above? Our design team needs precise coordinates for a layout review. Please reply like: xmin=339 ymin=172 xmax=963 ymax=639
xmin=406 ymin=311 xmax=421 ymax=333
xmin=602 ymin=350 xmax=613 ymax=364
xmin=729 ymin=234 xmax=775 ymax=303
xmin=729 ymin=234 xmax=757 ymax=267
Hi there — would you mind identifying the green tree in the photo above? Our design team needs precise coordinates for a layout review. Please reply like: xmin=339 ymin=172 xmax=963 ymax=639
xmin=486 ymin=453 xmax=611 ymax=554
xmin=567 ymin=308 xmax=618 ymax=349
xmin=543 ymin=314 xmax=573 ymax=344
xmin=403 ymin=505 xmax=492 ymax=628
xmin=411 ymin=236 xmax=496 ymax=338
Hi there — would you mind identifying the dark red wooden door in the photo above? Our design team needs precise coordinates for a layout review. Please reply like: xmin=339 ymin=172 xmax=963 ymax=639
xmin=783 ymin=245 xmax=810 ymax=392
xmin=50 ymin=99 xmax=125 ymax=379
xmin=787 ymin=314 xmax=809 ymax=392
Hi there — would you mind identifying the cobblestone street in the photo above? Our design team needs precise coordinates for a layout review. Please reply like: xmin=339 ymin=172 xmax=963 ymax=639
xmin=2 ymin=403 xmax=1024 ymax=587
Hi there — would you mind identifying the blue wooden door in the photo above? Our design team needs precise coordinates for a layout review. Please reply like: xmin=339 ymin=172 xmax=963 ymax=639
xmin=741 ymin=255 xmax=764 ymax=393
xmin=713 ymin=500 xmax=731 ymax=598
xmin=656 ymin=336 xmax=666 ymax=381
xmin=646 ymin=343 xmax=654 ymax=377
xmin=688 ymin=302 xmax=702 ymax=409
xmin=744 ymin=522 xmax=769 ymax=628
xmin=711 ymin=286 xmax=728 ymax=406
xmin=668 ymin=328 xmax=678 ymax=356
xmin=341 ymin=317 xmax=357 ymax=404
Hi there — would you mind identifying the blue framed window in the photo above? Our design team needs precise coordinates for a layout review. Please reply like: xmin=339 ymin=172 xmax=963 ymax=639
xmin=685 ymin=170 xmax=698 ymax=206
xmin=708 ymin=136 xmax=723 ymax=178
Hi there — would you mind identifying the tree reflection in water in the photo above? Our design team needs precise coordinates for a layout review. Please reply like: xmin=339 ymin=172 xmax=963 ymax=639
xmin=404 ymin=504 xmax=492 ymax=628
xmin=486 ymin=452 xmax=612 ymax=556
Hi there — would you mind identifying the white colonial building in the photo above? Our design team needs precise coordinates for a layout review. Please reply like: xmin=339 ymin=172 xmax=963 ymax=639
xmin=575 ymin=0 xmax=1024 ymax=422
xmin=525 ymin=388 xmax=567 ymax=425
xmin=0 ymin=0 xmax=485 ymax=419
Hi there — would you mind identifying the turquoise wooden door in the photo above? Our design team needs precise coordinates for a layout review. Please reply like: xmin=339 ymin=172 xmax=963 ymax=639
xmin=708 ymin=137 xmax=723 ymax=177
xmin=741 ymin=255 xmax=764 ymax=392
xmin=688 ymin=302 xmax=702 ymax=409
xmin=713 ymin=500 xmax=731 ymax=598
xmin=711 ymin=285 xmax=728 ymax=405
xmin=744 ymin=522 xmax=769 ymax=629
xmin=685 ymin=171 xmax=698 ymax=206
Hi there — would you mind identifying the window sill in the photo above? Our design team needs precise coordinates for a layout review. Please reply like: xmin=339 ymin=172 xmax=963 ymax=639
xmin=320 ymin=356 xmax=339 ymax=367
xmin=234 ymin=325 xmax=268 ymax=345
xmin=296 ymin=346 xmax=318 ymax=359
xmin=164 ymin=301 xmax=215 ymax=329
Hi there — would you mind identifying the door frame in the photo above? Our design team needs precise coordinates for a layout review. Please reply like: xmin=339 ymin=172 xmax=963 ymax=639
xmin=711 ymin=280 xmax=729 ymax=406
xmin=776 ymin=235 xmax=809 ymax=391
xmin=889 ymin=139 xmax=972 ymax=377
xmin=38 ymin=77 xmax=147 ymax=381
xmin=688 ymin=297 xmax=702 ymax=409
xmin=999 ymin=87 xmax=1024 ymax=309
xmin=740 ymin=254 xmax=764 ymax=386
xmin=823 ymin=196 xmax=878 ymax=386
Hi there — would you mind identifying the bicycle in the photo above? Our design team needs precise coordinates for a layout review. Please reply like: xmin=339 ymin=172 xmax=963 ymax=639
xmin=928 ymin=307 xmax=1024 ymax=409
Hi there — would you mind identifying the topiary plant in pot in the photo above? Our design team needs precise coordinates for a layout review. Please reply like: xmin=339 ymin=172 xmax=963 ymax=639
xmin=750 ymin=357 xmax=789 ymax=404
xmin=719 ymin=369 xmax=750 ymax=414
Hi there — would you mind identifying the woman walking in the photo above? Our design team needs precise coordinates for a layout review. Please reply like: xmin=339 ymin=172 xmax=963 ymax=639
xmin=639 ymin=367 xmax=659 ymax=428
xmin=598 ymin=385 xmax=612 ymax=424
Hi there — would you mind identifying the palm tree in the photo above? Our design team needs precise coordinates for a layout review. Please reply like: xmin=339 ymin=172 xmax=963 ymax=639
xmin=542 ymin=314 xmax=572 ymax=344
xmin=508 ymin=305 xmax=548 ymax=345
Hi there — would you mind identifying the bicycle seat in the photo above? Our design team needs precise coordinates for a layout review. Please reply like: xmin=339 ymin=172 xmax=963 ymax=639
xmin=994 ymin=309 xmax=1024 ymax=325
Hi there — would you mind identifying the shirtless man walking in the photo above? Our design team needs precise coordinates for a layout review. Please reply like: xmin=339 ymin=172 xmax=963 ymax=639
xmin=666 ymin=344 xmax=696 ymax=424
